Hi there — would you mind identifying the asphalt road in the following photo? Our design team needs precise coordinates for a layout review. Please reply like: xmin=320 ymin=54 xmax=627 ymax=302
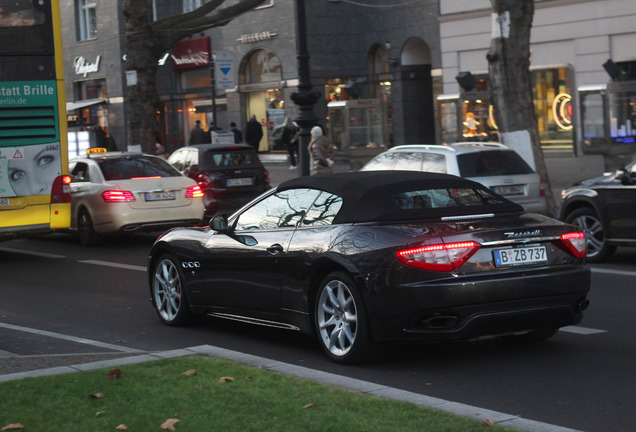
xmin=0 ymin=151 xmax=633 ymax=432
xmin=1 ymin=228 xmax=636 ymax=432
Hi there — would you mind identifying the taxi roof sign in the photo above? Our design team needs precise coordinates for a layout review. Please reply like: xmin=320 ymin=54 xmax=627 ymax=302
xmin=86 ymin=147 xmax=107 ymax=155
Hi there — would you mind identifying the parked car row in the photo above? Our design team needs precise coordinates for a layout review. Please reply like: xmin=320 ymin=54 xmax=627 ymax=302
xmin=67 ymin=144 xmax=270 ymax=245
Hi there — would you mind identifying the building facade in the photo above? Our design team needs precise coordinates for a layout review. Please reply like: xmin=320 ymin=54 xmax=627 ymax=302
xmin=60 ymin=0 xmax=441 ymax=160
xmin=438 ymin=0 xmax=636 ymax=170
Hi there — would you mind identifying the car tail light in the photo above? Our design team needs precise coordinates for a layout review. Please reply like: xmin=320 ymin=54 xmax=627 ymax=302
xmin=50 ymin=175 xmax=72 ymax=203
xmin=196 ymin=173 xmax=210 ymax=188
xmin=540 ymin=177 xmax=546 ymax=197
xmin=102 ymin=190 xmax=136 ymax=202
xmin=264 ymin=169 xmax=271 ymax=184
xmin=186 ymin=185 xmax=204 ymax=198
xmin=396 ymin=241 xmax=481 ymax=271
xmin=559 ymin=232 xmax=586 ymax=259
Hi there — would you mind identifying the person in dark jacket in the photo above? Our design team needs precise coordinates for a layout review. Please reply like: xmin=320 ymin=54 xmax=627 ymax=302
xmin=230 ymin=122 xmax=243 ymax=143
xmin=245 ymin=114 xmax=263 ymax=151
xmin=189 ymin=120 xmax=206 ymax=144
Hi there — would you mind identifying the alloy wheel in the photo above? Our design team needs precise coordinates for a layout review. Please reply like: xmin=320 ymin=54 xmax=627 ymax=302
xmin=316 ymin=279 xmax=359 ymax=358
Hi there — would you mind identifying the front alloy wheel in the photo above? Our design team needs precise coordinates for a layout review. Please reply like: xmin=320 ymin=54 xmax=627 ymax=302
xmin=152 ymin=255 xmax=192 ymax=326
xmin=315 ymin=271 xmax=373 ymax=364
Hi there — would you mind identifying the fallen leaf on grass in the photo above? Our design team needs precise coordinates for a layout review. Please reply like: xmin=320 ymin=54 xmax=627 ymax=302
xmin=89 ymin=393 xmax=104 ymax=399
xmin=182 ymin=369 xmax=197 ymax=376
xmin=115 ymin=425 xmax=127 ymax=430
xmin=160 ymin=418 xmax=181 ymax=430
xmin=218 ymin=376 xmax=234 ymax=382
xmin=1 ymin=424 xmax=24 ymax=431
xmin=302 ymin=403 xmax=315 ymax=409
xmin=483 ymin=418 xmax=495 ymax=426
xmin=95 ymin=410 xmax=106 ymax=416
xmin=107 ymin=369 xmax=122 ymax=379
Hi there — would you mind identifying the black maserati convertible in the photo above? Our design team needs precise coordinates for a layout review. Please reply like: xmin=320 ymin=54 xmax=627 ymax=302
xmin=148 ymin=171 xmax=591 ymax=363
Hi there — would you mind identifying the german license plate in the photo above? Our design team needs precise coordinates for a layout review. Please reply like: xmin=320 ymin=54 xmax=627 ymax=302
xmin=493 ymin=185 xmax=524 ymax=196
xmin=0 ymin=198 xmax=10 ymax=206
xmin=144 ymin=191 xmax=176 ymax=201
xmin=493 ymin=246 xmax=547 ymax=266
xmin=227 ymin=177 xmax=253 ymax=187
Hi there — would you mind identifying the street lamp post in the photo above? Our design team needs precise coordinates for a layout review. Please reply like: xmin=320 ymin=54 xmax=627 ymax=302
xmin=291 ymin=0 xmax=320 ymax=176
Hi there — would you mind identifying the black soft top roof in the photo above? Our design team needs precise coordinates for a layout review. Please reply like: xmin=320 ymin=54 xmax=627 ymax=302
xmin=277 ymin=170 xmax=523 ymax=223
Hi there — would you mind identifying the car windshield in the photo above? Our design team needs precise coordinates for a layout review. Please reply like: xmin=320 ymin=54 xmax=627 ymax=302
xmin=97 ymin=156 xmax=182 ymax=180
xmin=200 ymin=149 xmax=258 ymax=170
xmin=457 ymin=150 xmax=533 ymax=177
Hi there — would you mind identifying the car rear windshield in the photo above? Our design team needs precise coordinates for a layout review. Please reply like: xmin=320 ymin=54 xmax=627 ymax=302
xmin=200 ymin=149 xmax=258 ymax=170
xmin=393 ymin=187 xmax=505 ymax=210
xmin=97 ymin=156 xmax=182 ymax=180
xmin=457 ymin=150 xmax=533 ymax=177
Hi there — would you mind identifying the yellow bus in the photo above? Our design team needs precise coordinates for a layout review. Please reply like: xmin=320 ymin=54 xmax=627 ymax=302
xmin=0 ymin=0 xmax=71 ymax=240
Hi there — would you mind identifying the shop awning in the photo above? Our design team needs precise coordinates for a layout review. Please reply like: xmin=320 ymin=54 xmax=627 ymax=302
xmin=66 ymin=98 xmax=108 ymax=113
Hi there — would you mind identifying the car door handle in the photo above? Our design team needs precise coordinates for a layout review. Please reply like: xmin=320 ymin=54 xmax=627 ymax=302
xmin=267 ymin=243 xmax=284 ymax=255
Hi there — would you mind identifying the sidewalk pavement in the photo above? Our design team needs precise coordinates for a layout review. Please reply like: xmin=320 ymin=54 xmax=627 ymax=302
xmin=0 ymin=344 xmax=582 ymax=432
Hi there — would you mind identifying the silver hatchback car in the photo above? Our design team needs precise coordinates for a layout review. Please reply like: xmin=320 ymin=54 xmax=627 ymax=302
xmin=361 ymin=142 xmax=548 ymax=214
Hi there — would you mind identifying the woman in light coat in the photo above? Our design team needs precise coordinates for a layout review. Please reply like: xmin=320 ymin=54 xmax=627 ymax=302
xmin=308 ymin=126 xmax=335 ymax=175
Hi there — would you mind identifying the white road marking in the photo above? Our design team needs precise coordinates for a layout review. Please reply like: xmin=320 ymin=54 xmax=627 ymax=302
xmin=590 ymin=267 xmax=636 ymax=277
xmin=559 ymin=326 xmax=607 ymax=335
xmin=79 ymin=259 xmax=146 ymax=272
xmin=0 ymin=322 xmax=143 ymax=353
xmin=0 ymin=247 xmax=65 ymax=259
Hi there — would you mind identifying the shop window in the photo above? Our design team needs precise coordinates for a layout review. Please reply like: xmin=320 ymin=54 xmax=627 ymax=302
xmin=608 ymin=88 xmax=636 ymax=142
xmin=245 ymin=49 xmax=281 ymax=84
xmin=77 ymin=0 xmax=97 ymax=41
xmin=75 ymin=79 xmax=107 ymax=100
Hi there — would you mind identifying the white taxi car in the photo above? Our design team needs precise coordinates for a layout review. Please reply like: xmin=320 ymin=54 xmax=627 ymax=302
xmin=68 ymin=148 xmax=205 ymax=245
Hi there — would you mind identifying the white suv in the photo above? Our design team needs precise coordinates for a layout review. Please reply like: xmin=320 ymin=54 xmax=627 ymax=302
xmin=361 ymin=142 xmax=548 ymax=214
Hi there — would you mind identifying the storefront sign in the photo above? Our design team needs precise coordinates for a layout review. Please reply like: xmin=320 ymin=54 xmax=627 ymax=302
xmin=171 ymin=36 xmax=210 ymax=70
xmin=74 ymin=56 xmax=101 ymax=77
xmin=237 ymin=31 xmax=277 ymax=44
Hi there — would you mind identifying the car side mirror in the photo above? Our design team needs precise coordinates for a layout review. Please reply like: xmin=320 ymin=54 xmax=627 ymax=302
xmin=210 ymin=214 xmax=230 ymax=233
xmin=615 ymin=169 xmax=631 ymax=185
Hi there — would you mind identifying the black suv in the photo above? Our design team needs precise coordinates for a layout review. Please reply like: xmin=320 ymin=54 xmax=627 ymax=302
xmin=168 ymin=144 xmax=271 ymax=218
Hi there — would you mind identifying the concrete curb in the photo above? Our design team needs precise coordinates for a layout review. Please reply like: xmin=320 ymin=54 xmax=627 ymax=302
xmin=0 ymin=345 xmax=582 ymax=432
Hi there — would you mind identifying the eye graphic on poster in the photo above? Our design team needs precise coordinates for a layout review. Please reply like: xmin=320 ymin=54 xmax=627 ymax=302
xmin=0 ymin=143 xmax=62 ymax=197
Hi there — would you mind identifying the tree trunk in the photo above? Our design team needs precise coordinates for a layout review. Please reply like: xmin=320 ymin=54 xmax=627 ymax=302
xmin=123 ymin=0 xmax=162 ymax=154
xmin=122 ymin=0 xmax=268 ymax=154
xmin=487 ymin=0 xmax=557 ymax=217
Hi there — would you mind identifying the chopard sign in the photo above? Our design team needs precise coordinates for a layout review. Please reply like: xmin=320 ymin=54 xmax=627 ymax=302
xmin=503 ymin=229 xmax=543 ymax=238
xmin=74 ymin=56 xmax=101 ymax=77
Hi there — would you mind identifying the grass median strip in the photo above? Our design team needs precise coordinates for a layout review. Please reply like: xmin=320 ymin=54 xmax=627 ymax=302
xmin=0 ymin=355 xmax=515 ymax=431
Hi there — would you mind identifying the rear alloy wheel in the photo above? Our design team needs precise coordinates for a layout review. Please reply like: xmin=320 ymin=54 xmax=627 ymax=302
xmin=77 ymin=209 xmax=103 ymax=246
xmin=315 ymin=271 xmax=375 ymax=364
xmin=565 ymin=207 xmax=616 ymax=262
xmin=152 ymin=255 xmax=193 ymax=326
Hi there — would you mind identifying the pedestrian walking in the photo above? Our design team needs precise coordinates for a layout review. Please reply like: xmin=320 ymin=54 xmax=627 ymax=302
xmin=281 ymin=118 xmax=298 ymax=169
xmin=308 ymin=125 xmax=335 ymax=175
xmin=230 ymin=122 xmax=243 ymax=143
xmin=189 ymin=120 xmax=206 ymax=144
xmin=245 ymin=114 xmax=263 ymax=152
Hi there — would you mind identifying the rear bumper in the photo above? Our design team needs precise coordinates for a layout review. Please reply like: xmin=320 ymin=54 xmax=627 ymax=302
xmin=365 ymin=265 xmax=591 ymax=343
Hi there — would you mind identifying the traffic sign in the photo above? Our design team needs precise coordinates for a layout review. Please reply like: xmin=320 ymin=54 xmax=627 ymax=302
xmin=216 ymin=51 xmax=235 ymax=90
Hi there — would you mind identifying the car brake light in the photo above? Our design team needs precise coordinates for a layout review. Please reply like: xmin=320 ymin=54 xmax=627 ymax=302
xmin=396 ymin=241 xmax=481 ymax=271
xmin=540 ymin=177 xmax=546 ymax=197
xmin=559 ymin=232 xmax=586 ymax=259
xmin=50 ymin=175 xmax=72 ymax=203
xmin=102 ymin=190 xmax=136 ymax=202
xmin=264 ymin=169 xmax=271 ymax=184
xmin=186 ymin=185 xmax=204 ymax=198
